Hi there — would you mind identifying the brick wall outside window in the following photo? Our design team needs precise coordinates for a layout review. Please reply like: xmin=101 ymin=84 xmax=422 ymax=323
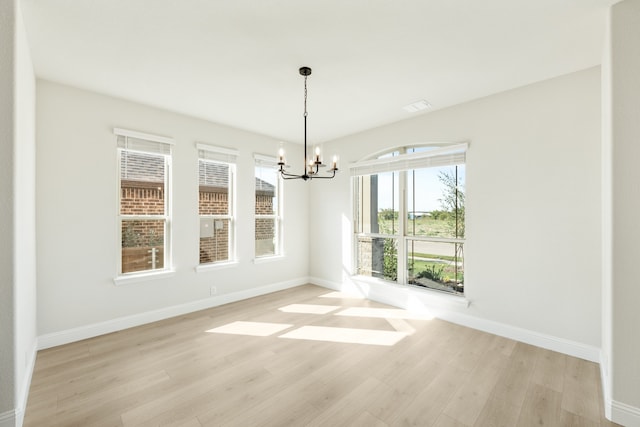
xmin=199 ymin=188 xmax=230 ymax=263
xmin=120 ymin=177 xmax=275 ymax=269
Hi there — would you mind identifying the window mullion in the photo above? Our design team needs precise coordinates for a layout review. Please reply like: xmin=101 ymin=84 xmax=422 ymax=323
xmin=397 ymin=170 xmax=407 ymax=285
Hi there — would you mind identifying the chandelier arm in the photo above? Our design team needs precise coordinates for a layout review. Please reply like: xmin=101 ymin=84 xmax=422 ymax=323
xmin=279 ymin=170 xmax=304 ymax=178
xmin=309 ymin=170 xmax=337 ymax=179
xmin=278 ymin=168 xmax=312 ymax=180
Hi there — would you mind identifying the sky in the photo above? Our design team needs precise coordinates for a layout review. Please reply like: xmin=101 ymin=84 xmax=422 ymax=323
xmin=376 ymin=165 xmax=465 ymax=213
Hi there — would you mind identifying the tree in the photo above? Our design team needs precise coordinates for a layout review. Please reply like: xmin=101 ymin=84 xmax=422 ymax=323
xmin=383 ymin=238 xmax=397 ymax=281
xmin=438 ymin=167 xmax=465 ymax=238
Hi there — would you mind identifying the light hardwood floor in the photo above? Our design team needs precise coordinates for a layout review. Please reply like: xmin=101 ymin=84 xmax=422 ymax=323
xmin=24 ymin=284 xmax=618 ymax=426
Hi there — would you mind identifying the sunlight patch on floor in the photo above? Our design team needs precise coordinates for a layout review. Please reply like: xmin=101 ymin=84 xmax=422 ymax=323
xmin=206 ymin=321 xmax=292 ymax=337
xmin=335 ymin=306 xmax=434 ymax=320
xmin=278 ymin=304 xmax=340 ymax=314
xmin=318 ymin=291 xmax=365 ymax=299
xmin=385 ymin=318 xmax=416 ymax=335
xmin=279 ymin=326 xmax=408 ymax=346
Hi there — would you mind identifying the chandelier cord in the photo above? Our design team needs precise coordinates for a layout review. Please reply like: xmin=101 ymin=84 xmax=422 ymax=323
xmin=304 ymin=75 xmax=308 ymax=171
xmin=304 ymin=75 xmax=308 ymax=118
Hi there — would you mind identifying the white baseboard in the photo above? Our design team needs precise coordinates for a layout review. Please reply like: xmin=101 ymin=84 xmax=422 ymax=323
xmin=601 ymin=351 xmax=612 ymax=421
xmin=601 ymin=357 xmax=640 ymax=427
xmin=14 ymin=339 xmax=37 ymax=427
xmin=310 ymin=276 xmax=600 ymax=363
xmin=0 ymin=410 xmax=17 ymax=427
xmin=1 ymin=339 xmax=37 ymax=427
xmin=611 ymin=400 xmax=640 ymax=427
xmin=38 ymin=277 xmax=308 ymax=350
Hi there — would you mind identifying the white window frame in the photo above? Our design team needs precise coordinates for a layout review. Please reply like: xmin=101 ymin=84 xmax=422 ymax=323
xmin=351 ymin=143 xmax=467 ymax=293
xmin=115 ymin=128 xmax=174 ymax=281
xmin=197 ymin=143 xmax=238 ymax=268
xmin=254 ymin=154 xmax=283 ymax=259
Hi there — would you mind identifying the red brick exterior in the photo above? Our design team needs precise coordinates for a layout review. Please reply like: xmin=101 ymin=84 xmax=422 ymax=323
xmin=120 ymin=181 xmax=165 ymax=216
xmin=120 ymin=176 xmax=275 ymax=271
xmin=255 ymin=194 xmax=275 ymax=241
xmin=199 ymin=187 xmax=230 ymax=263
xmin=120 ymin=182 xmax=166 ymax=273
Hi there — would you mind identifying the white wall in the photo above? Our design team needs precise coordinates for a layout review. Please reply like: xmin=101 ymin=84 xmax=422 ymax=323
xmin=13 ymin=2 xmax=37 ymax=425
xmin=608 ymin=0 xmax=640 ymax=424
xmin=0 ymin=0 xmax=17 ymax=419
xmin=36 ymin=81 xmax=309 ymax=338
xmin=310 ymin=67 xmax=602 ymax=354
xmin=601 ymin=3 xmax=614 ymax=422
xmin=0 ymin=1 xmax=37 ymax=426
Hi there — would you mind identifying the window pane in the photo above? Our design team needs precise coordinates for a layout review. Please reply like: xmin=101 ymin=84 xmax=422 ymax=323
xmin=255 ymin=218 xmax=276 ymax=257
xmin=200 ymin=218 xmax=230 ymax=263
xmin=199 ymin=161 xmax=229 ymax=215
xmin=356 ymin=172 xmax=399 ymax=235
xmin=356 ymin=236 xmax=398 ymax=282
xmin=407 ymin=240 xmax=463 ymax=294
xmin=120 ymin=150 xmax=165 ymax=215
xmin=407 ymin=165 xmax=465 ymax=239
xmin=255 ymin=165 xmax=277 ymax=215
xmin=121 ymin=219 xmax=165 ymax=273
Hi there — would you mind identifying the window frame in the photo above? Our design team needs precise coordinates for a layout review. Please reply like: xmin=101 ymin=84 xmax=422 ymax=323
xmin=197 ymin=143 xmax=238 ymax=266
xmin=254 ymin=154 xmax=283 ymax=259
xmin=115 ymin=128 xmax=174 ymax=279
xmin=351 ymin=143 xmax=467 ymax=294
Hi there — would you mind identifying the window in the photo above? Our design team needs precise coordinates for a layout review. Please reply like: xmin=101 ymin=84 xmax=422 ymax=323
xmin=198 ymin=144 xmax=237 ymax=265
xmin=116 ymin=128 xmax=173 ymax=276
xmin=352 ymin=144 xmax=466 ymax=295
xmin=254 ymin=155 xmax=282 ymax=258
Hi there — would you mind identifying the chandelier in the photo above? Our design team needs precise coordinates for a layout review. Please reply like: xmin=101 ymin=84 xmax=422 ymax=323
xmin=278 ymin=67 xmax=338 ymax=180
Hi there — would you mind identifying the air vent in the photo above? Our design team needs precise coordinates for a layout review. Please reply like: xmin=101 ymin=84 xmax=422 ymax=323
xmin=403 ymin=100 xmax=432 ymax=113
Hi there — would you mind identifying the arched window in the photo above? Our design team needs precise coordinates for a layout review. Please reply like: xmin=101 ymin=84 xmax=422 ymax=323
xmin=351 ymin=143 xmax=466 ymax=295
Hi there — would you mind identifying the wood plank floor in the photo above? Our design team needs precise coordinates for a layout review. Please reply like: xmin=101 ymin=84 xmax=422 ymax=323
xmin=24 ymin=284 xmax=618 ymax=426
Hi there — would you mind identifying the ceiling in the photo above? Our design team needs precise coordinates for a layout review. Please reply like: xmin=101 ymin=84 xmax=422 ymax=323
xmin=21 ymin=0 xmax=617 ymax=143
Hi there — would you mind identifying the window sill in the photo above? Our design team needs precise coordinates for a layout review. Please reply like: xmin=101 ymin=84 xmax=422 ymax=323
xmin=352 ymin=274 xmax=470 ymax=309
xmin=113 ymin=269 xmax=175 ymax=286
xmin=405 ymin=283 xmax=470 ymax=308
xmin=253 ymin=254 xmax=285 ymax=264
xmin=195 ymin=261 xmax=238 ymax=272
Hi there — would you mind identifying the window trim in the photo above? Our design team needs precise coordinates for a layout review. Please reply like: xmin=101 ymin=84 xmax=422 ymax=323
xmin=115 ymin=128 xmax=173 ymax=279
xmin=349 ymin=143 xmax=467 ymax=176
xmin=198 ymin=152 xmax=237 ymax=266
xmin=114 ymin=128 xmax=175 ymax=146
xmin=351 ymin=144 xmax=467 ymax=294
xmin=254 ymin=154 xmax=283 ymax=259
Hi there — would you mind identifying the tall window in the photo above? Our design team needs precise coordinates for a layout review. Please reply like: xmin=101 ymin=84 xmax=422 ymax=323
xmin=353 ymin=144 xmax=466 ymax=295
xmin=254 ymin=155 xmax=282 ymax=258
xmin=198 ymin=144 xmax=237 ymax=265
xmin=116 ymin=128 xmax=173 ymax=275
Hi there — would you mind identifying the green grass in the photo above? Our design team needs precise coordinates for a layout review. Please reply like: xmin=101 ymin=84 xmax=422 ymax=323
xmin=377 ymin=216 xmax=457 ymax=238
xmin=374 ymin=214 xmax=464 ymax=283
xmin=409 ymin=259 xmax=463 ymax=283
xmin=408 ymin=252 xmax=458 ymax=262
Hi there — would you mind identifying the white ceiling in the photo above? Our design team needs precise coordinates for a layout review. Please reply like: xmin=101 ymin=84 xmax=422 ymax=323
xmin=21 ymin=0 xmax=616 ymax=143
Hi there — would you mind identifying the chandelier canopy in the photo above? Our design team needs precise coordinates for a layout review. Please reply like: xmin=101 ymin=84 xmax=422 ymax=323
xmin=277 ymin=67 xmax=338 ymax=181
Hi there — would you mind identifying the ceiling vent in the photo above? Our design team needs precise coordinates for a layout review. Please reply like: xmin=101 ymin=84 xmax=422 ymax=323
xmin=403 ymin=100 xmax=432 ymax=113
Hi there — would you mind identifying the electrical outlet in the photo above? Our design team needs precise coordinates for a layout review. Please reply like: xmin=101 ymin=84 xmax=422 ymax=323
xmin=210 ymin=286 xmax=217 ymax=296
